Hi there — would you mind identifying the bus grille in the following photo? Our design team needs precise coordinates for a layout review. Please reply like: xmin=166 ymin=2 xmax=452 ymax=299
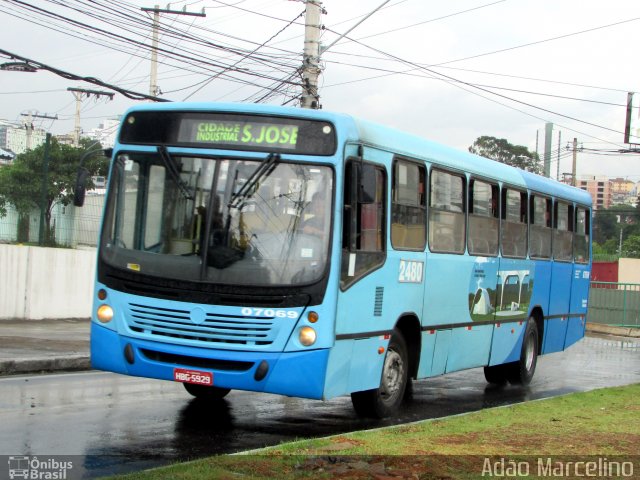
xmin=126 ymin=303 xmax=277 ymax=346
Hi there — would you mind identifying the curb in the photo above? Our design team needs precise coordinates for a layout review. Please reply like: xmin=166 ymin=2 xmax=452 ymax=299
xmin=0 ymin=355 xmax=90 ymax=376
xmin=586 ymin=322 xmax=640 ymax=338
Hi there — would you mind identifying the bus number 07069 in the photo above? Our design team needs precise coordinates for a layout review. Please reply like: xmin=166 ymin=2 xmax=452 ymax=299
xmin=241 ymin=308 xmax=298 ymax=319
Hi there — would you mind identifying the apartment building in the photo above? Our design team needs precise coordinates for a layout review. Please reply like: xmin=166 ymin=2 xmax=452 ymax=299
xmin=578 ymin=175 xmax=613 ymax=210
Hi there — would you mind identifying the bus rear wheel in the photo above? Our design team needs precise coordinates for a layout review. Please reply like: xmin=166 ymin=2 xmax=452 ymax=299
xmin=351 ymin=329 xmax=409 ymax=418
xmin=507 ymin=317 xmax=539 ymax=386
xmin=183 ymin=383 xmax=231 ymax=400
xmin=483 ymin=364 xmax=509 ymax=385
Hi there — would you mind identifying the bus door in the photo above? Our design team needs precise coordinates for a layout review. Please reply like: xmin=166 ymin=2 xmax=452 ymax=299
xmin=566 ymin=207 xmax=591 ymax=349
xmin=467 ymin=180 xmax=503 ymax=367
xmin=422 ymin=170 xmax=493 ymax=376
xmin=490 ymin=188 xmax=531 ymax=365
xmin=528 ymin=195 xmax=553 ymax=348
xmin=545 ymin=201 xmax=574 ymax=353
xmin=330 ymin=156 xmax=396 ymax=397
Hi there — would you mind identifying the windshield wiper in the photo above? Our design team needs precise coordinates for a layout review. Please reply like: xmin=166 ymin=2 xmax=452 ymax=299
xmin=157 ymin=145 xmax=193 ymax=200
xmin=229 ymin=153 xmax=280 ymax=210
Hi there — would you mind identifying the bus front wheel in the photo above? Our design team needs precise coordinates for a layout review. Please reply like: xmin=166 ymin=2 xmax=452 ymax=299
xmin=350 ymin=329 xmax=409 ymax=418
xmin=183 ymin=382 xmax=231 ymax=400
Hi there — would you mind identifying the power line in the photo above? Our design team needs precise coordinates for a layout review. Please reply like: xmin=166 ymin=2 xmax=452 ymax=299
xmin=323 ymin=58 xmax=635 ymax=109
xmin=182 ymin=9 xmax=304 ymax=100
xmin=322 ymin=27 xmax=638 ymax=146
xmin=332 ymin=0 xmax=507 ymax=45
xmin=2 ymin=0 xmax=303 ymax=95
xmin=427 ymin=16 xmax=640 ymax=68
xmin=0 ymin=48 xmax=167 ymax=102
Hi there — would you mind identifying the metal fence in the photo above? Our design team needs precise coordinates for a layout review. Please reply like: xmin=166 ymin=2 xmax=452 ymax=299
xmin=588 ymin=282 xmax=640 ymax=328
xmin=0 ymin=194 xmax=104 ymax=248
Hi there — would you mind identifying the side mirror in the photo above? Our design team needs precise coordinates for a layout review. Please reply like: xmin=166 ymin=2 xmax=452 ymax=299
xmin=73 ymin=168 xmax=89 ymax=207
xmin=358 ymin=164 xmax=378 ymax=204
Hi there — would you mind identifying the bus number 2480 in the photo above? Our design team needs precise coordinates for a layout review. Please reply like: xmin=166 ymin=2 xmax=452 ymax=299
xmin=398 ymin=260 xmax=424 ymax=283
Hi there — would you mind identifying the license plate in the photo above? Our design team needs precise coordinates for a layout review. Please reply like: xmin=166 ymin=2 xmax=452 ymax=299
xmin=173 ymin=368 xmax=213 ymax=386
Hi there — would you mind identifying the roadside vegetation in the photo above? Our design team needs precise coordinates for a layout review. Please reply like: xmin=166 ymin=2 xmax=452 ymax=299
xmin=113 ymin=383 xmax=640 ymax=479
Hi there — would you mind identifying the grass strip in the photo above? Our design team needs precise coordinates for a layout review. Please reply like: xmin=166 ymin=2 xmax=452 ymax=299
xmin=113 ymin=383 xmax=640 ymax=479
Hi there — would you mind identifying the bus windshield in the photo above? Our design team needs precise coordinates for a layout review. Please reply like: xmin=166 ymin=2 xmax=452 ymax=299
xmin=100 ymin=152 xmax=333 ymax=286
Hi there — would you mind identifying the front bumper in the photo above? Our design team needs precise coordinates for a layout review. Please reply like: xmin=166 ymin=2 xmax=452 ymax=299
xmin=91 ymin=322 xmax=329 ymax=399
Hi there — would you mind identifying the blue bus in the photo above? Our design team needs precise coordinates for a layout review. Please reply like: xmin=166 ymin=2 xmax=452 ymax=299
xmin=82 ymin=102 xmax=591 ymax=418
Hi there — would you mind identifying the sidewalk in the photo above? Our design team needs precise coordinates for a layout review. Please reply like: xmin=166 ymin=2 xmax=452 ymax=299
xmin=0 ymin=318 xmax=90 ymax=375
xmin=0 ymin=319 xmax=637 ymax=376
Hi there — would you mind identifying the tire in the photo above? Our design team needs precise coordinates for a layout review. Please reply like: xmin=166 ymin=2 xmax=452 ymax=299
xmin=507 ymin=317 xmax=539 ymax=386
xmin=351 ymin=329 xmax=409 ymax=418
xmin=183 ymin=382 xmax=231 ymax=400
xmin=483 ymin=363 xmax=509 ymax=385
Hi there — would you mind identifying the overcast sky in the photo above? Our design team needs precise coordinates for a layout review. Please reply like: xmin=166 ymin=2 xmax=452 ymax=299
xmin=1 ymin=0 xmax=639 ymax=180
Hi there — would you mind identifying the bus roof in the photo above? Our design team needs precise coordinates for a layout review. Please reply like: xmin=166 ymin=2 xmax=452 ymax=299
xmin=122 ymin=102 xmax=592 ymax=207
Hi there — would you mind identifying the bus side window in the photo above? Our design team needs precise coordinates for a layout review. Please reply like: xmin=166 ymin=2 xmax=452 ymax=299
xmin=529 ymin=195 xmax=552 ymax=259
xmin=391 ymin=158 xmax=426 ymax=250
xmin=574 ymin=206 xmax=590 ymax=263
xmin=501 ymin=188 xmax=527 ymax=258
xmin=468 ymin=179 xmax=498 ymax=256
xmin=428 ymin=169 xmax=466 ymax=254
xmin=340 ymin=160 xmax=386 ymax=290
xmin=553 ymin=201 xmax=574 ymax=261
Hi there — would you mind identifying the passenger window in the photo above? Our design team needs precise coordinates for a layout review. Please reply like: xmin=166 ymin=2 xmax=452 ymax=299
xmin=553 ymin=201 xmax=574 ymax=261
xmin=144 ymin=165 xmax=166 ymax=250
xmin=574 ymin=207 xmax=590 ymax=263
xmin=392 ymin=159 xmax=426 ymax=250
xmin=501 ymin=189 xmax=527 ymax=258
xmin=529 ymin=195 xmax=552 ymax=259
xmin=468 ymin=179 xmax=499 ymax=256
xmin=429 ymin=169 xmax=465 ymax=254
xmin=341 ymin=161 xmax=386 ymax=289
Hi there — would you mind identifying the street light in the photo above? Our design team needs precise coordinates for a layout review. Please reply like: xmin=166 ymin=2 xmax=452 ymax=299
xmin=0 ymin=61 xmax=37 ymax=72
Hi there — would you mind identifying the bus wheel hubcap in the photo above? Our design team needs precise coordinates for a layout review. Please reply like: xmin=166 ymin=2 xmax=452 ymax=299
xmin=381 ymin=349 xmax=404 ymax=400
xmin=525 ymin=333 xmax=535 ymax=371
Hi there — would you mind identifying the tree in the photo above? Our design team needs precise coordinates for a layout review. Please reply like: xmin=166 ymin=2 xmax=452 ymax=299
xmin=469 ymin=136 xmax=542 ymax=174
xmin=0 ymin=137 xmax=108 ymax=245
xmin=592 ymin=204 xmax=640 ymax=246
xmin=622 ymin=235 xmax=640 ymax=258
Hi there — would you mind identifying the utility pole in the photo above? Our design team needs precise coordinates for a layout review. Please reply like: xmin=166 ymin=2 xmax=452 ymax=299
xmin=20 ymin=112 xmax=57 ymax=151
xmin=301 ymin=0 xmax=323 ymax=109
xmin=571 ymin=137 xmax=578 ymax=187
xmin=299 ymin=0 xmax=389 ymax=109
xmin=543 ymin=122 xmax=553 ymax=178
xmin=141 ymin=6 xmax=206 ymax=98
xmin=556 ymin=130 xmax=561 ymax=181
xmin=67 ymin=88 xmax=114 ymax=147
xmin=38 ymin=133 xmax=51 ymax=246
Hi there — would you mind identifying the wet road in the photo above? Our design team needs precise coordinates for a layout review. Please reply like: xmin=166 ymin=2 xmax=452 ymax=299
xmin=1 ymin=335 xmax=638 ymax=478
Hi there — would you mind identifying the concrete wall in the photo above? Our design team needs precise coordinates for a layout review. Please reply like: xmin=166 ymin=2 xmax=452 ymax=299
xmin=0 ymin=244 xmax=96 ymax=320
xmin=618 ymin=258 xmax=640 ymax=284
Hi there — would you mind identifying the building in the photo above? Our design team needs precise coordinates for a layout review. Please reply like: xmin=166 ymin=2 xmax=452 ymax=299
xmin=610 ymin=177 xmax=637 ymax=207
xmin=578 ymin=175 xmax=612 ymax=211
xmin=56 ymin=133 xmax=77 ymax=146
xmin=87 ymin=117 xmax=121 ymax=149
xmin=611 ymin=177 xmax=635 ymax=195
xmin=0 ymin=119 xmax=47 ymax=158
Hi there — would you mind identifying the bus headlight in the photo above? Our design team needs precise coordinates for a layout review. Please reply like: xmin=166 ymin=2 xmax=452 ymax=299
xmin=97 ymin=304 xmax=114 ymax=323
xmin=299 ymin=326 xmax=317 ymax=346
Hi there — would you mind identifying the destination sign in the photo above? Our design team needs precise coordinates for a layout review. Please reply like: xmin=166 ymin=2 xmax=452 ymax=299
xmin=119 ymin=111 xmax=336 ymax=156
xmin=187 ymin=121 xmax=299 ymax=149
